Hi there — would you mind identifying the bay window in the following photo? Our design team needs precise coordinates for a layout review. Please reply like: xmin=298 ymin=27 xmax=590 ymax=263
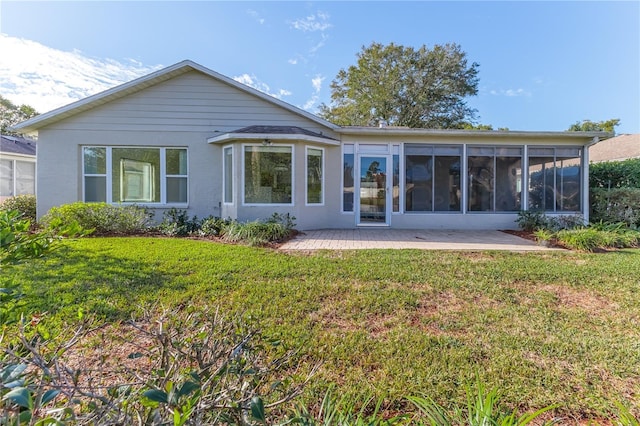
xmin=306 ymin=147 xmax=323 ymax=204
xmin=82 ymin=146 xmax=188 ymax=204
xmin=244 ymin=145 xmax=293 ymax=204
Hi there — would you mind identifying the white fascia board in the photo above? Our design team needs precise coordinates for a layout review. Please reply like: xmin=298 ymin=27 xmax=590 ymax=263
xmin=207 ymin=133 xmax=340 ymax=146
xmin=336 ymin=127 xmax=613 ymax=142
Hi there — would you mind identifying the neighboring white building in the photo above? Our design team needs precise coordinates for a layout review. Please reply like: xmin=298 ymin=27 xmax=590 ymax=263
xmin=0 ymin=134 xmax=36 ymax=203
xmin=13 ymin=60 xmax=609 ymax=230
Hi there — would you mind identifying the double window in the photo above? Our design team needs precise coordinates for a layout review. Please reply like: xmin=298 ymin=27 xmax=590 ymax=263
xmin=0 ymin=159 xmax=35 ymax=198
xmin=82 ymin=147 xmax=188 ymax=204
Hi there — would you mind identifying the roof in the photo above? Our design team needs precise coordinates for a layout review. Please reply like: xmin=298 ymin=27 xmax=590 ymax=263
xmin=0 ymin=134 xmax=37 ymax=156
xmin=589 ymin=134 xmax=640 ymax=162
xmin=12 ymin=60 xmax=340 ymax=134
xmin=208 ymin=125 xmax=340 ymax=146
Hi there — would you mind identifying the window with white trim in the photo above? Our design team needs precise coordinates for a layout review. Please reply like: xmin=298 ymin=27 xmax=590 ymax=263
xmin=306 ymin=147 xmax=323 ymax=204
xmin=243 ymin=145 xmax=293 ymax=204
xmin=82 ymin=146 xmax=188 ymax=204
xmin=1 ymin=159 xmax=35 ymax=197
xmin=223 ymin=146 xmax=233 ymax=204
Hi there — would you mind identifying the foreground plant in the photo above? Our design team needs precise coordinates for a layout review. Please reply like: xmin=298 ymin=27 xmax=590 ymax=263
xmin=1 ymin=307 xmax=315 ymax=425
xmin=408 ymin=381 xmax=557 ymax=426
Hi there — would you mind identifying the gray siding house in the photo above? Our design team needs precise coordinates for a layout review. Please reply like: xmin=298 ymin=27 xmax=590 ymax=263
xmin=14 ymin=60 xmax=609 ymax=230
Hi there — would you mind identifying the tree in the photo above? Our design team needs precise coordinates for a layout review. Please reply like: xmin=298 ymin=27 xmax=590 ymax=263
xmin=318 ymin=42 xmax=480 ymax=129
xmin=567 ymin=118 xmax=620 ymax=134
xmin=0 ymin=95 xmax=39 ymax=136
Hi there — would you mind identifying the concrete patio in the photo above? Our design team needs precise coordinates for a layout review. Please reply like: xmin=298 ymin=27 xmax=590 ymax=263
xmin=280 ymin=229 xmax=560 ymax=251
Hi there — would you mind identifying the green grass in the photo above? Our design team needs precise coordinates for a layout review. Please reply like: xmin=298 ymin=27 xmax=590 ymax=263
xmin=3 ymin=237 xmax=640 ymax=421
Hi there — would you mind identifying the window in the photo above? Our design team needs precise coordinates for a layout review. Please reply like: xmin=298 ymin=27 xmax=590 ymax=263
xmin=1 ymin=159 xmax=35 ymax=197
xmin=306 ymin=147 xmax=323 ymax=204
xmin=223 ymin=146 xmax=233 ymax=204
xmin=343 ymin=145 xmax=354 ymax=212
xmin=244 ymin=145 xmax=293 ymax=204
xmin=0 ymin=159 xmax=14 ymax=197
xmin=528 ymin=147 xmax=581 ymax=212
xmin=405 ymin=145 xmax=462 ymax=212
xmin=82 ymin=146 xmax=188 ymax=204
xmin=468 ymin=146 xmax=522 ymax=212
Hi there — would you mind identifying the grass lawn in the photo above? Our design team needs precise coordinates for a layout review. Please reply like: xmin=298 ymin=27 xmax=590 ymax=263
xmin=3 ymin=237 xmax=639 ymax=421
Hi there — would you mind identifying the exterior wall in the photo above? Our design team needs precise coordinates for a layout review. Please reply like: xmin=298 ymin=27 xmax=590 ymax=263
xmin=35 ymin=71 xmax=338 ymax=220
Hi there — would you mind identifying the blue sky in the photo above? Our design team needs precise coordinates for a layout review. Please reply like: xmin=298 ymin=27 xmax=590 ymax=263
xmin=0 ymin=1 xmax=638 ymax=134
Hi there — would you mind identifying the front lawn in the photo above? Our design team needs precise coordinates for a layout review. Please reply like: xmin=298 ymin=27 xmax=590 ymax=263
xmin=3 ymin=237 xmax=639 ymax=421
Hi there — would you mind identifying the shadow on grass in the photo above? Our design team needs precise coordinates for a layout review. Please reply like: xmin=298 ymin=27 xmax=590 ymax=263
xmin=7 ymin=244 xmax=181 ymax=321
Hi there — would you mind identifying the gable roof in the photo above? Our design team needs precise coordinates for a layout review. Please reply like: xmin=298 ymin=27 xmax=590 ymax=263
xmin=12 ymin=60 xmax=339 ymax=134
xmin=589 ymin=134 xmax=640 ymax=162
xmin=0 ymin=134 xmax=36 ymax=156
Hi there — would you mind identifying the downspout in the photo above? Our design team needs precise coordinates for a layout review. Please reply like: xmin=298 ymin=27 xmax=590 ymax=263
xmin=582 ymin=136 xmax=600 ymax=224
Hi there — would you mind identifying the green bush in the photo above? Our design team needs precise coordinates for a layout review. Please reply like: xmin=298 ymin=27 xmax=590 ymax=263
xmin=221 ymin=214 xmax=296 ymax=246
xmin=158 ymin=208 xmax=200 ymax=236
xmin=41 ymin=202 xmax=154 ymax=236
xmin=590 ymin=158 xmax=640 ymax=189
xmin=198 ymin=215 xmax=230 ymax=237
xmin=590 ymin=187 xmax=640 ymax=227
xmin=516 ymin=210 xmax=548 ymax=232
xmin=0 ymin=194 xmax=36 ymax=222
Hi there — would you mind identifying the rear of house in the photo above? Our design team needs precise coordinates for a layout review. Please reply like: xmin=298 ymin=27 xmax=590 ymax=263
xmin=13 ymin=60 xmax=609 ymax=230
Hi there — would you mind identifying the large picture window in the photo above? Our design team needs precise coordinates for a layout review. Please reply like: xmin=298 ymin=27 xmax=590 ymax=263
xmin=82 ymin=146 xmax=188 ymax=204
xmin=306 ymin=147 xmax=323 ymax=204
xmin=405 ymin=145 xmax=462 ymax=212
xmin=244 ymin=145 xmax=293 ymax=204
xmin=468 ymin=146 xmax=522 ymax=212
xmin=528 ymin=147 xmax=581 ymax=212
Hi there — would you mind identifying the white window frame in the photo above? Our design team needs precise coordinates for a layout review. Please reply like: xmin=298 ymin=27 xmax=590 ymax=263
xmin=1 ymin=157 xmax=36 ymax=198
xmin=223 ymin=145 xmax=234 ymax=205
xmin=81 ymin=146 xmax=188 ymax=206
xmin=242 ymin=143 xmax=294 ymax=206
xmin=305 ymin=146 xmax=324 ymax=206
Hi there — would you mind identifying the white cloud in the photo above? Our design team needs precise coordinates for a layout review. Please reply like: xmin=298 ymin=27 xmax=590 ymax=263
xmin=232 ymin=73 xmax=291 ymax=100
xmin=288 ymin=58 xmax=298 ymax=65
xmin=311 ymin=75 xmax=324 ymax=93
xmin=289 ymin=12 xmax=332 ymax=32
xmin=247 ymin=9 xmax=265 ymax=24
xmin=488 ymin=87 xmax=532 ymax=97
xmin=0 ymin=34 xmax=163 ymax=113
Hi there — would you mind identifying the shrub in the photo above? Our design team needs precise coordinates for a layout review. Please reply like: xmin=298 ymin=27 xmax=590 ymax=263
xmin=41 ymin=202 xmax=154 ymax=235
xmin=0 ymin=194 xmax=36 ymax=222
xmin=516 ymin=210 xmax=549 ymax=232
xmin=198 ymin=216 xmax=230 ymax=237
xmin=590 ymin=158 xmax=640 ymax=189
xmin=590 ymin=187 xmax=640 ymax=228
xmin=556 ymin=228 xmax=611 ymax=252
xmin=221 ymin=214 xmax=296 ymax=246
xmin=158 ymin=208 xmax=201 ymax=236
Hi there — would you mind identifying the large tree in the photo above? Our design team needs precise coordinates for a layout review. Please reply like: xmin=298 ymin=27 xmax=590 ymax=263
xmin=567 ymin=118 xmax=620 ymax=134
xmin=0 ymin=95 xmax=38 ymax=136
xmin=319 ymin=42 xmax=480 ymax=129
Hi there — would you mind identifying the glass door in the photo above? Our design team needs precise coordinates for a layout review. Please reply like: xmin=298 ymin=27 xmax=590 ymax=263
xmin=358 ymin=155 xmax=390 ymax=225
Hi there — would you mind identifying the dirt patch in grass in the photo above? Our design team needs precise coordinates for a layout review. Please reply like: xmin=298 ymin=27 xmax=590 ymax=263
xmin=512 ymin=283 xmax=618 ymax=313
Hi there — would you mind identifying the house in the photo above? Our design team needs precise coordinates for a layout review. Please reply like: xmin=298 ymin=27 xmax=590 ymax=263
xmin=589 ymin=133 xmax=640 ymax=163
xmin=0 ymin=134 xmax=36 ymax=203
xmin=13 ymin=60 xmax=610 ymax=230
